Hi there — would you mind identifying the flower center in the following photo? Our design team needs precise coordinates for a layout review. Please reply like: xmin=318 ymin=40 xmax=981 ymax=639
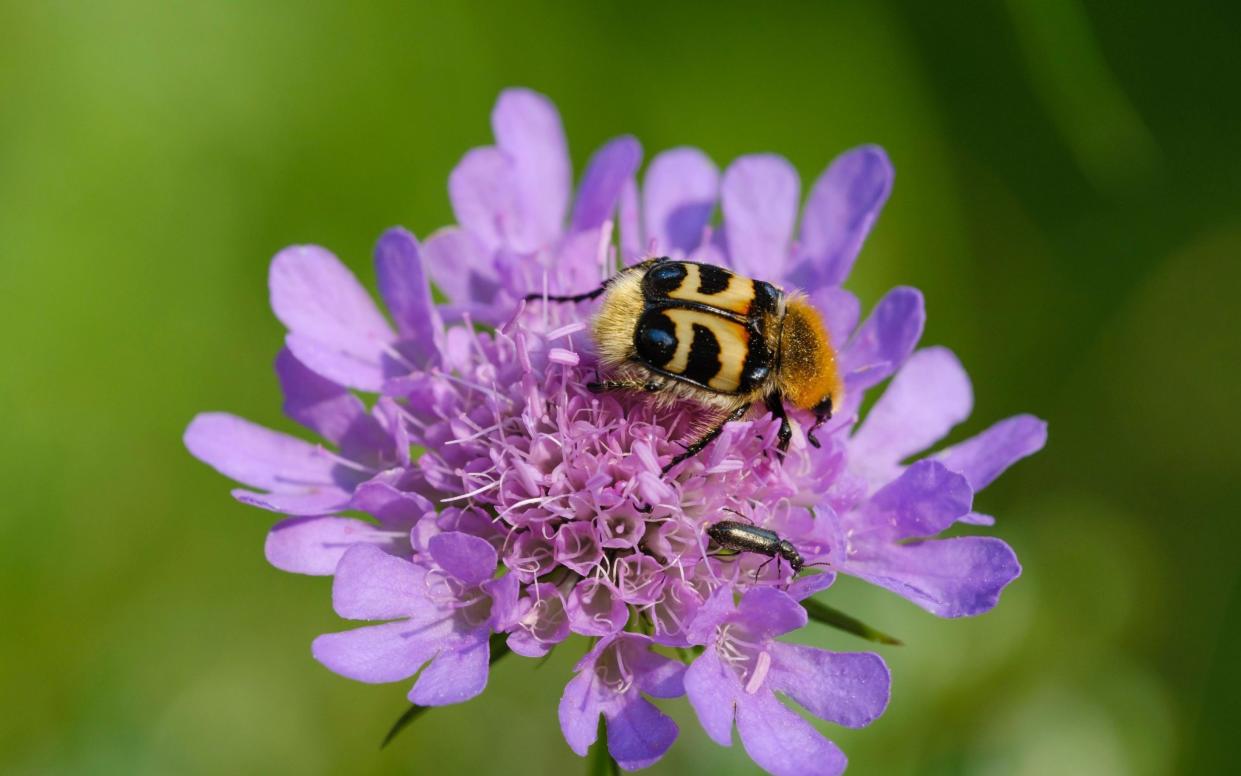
xmin=593 ymin=640 xmax=635 ymax=695
xmin=716 ymin=623 xmax=772 ymax=694
xmin=424 ymin=570 xmax=492 ymax=628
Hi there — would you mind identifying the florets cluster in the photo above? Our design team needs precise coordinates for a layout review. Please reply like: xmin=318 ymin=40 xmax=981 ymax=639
xmin=186 ymin=89 xmax=1045 ymax=775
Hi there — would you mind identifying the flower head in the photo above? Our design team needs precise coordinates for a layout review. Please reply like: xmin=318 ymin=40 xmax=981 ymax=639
xmin=186 ymin=88 xmax=1045 ymax=773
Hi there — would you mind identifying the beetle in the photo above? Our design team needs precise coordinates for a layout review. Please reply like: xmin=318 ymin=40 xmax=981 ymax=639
xmin=527 ymin=257 xmax=842 ymax=473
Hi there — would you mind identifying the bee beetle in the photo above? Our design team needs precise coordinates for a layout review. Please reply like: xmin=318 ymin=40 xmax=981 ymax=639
xmin=527 ymin=258 xmax=842 ymax=472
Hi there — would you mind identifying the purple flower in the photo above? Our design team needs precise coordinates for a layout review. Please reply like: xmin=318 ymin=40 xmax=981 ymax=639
xmin=186 ymin=87 xmax=1046 ymax=773
xmin=685 ymin=587 xmax=889 ymax=776
xmin=312 ymin=533 xmax=516 ymax=706
xmin=559 ymin=634 xmax=685 ymax=771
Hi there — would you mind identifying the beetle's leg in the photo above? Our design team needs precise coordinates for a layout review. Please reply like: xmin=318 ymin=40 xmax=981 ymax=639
xmin=806 ymin=397 xmax=834 ymax=449
xmin=523 ymin=285 xmax=607 ymax=303
xmin=722 ymin=507 xmax=756 ymax=526
xmin=754 ymin=556 xmax=776 ymax=585
xmin=764 ymin=394 xmax=792 ymax=457
xmin=662 ymin=404 xmax=750 ymax=474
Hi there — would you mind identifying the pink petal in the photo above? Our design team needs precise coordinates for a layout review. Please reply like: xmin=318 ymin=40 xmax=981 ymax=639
xmin=722 ymin=154 xmax=800 ymax=279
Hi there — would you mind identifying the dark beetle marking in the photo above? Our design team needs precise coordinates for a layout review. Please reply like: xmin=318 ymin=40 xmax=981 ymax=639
xmin=644 ymin=261 xmax=687 ymax=296
xmin=696 ymin=263 xmax=731 ymax=295
xmin=682 ymin=323 xmax=723 ymax=385
xmin=634 ymin=311 xmax=678 ymax=367
xmin=751 ymin=280 xmax=780 ymax=316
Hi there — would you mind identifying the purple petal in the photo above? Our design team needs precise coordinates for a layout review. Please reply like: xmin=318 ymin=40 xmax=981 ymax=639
xmin=275 ymin=348 xmax=391 ymax=461
xmin=642 ymin=147 xmax=719 ymax=255
xmin=284 ymin=332 xmax=391 ymax=393
xmin=735 ymin=688 xmax=847 ymax=776
xmin=606 ymin=696 xmax=679 ymax=771
xmin=808 ymin=286 xmax=861 ymax=347
xmin=786 ymin=571 xmax=836 ymax=602
xmin=684 ymin=648 xmax=736 ymax=747
xmin=264 ymin=515 xmax=400 ymax=576
xmin=428 ymin=532 xmax=497 ymax=586
xmin=685 ymin=585 xmax=736 ymax=645
xmin=791 ymin=145 xmax=893 ymax=289
xmin=184 ymin=412 xmax=337 ymax=492
xmin=311 ymin=618 xmax=448 ymax=684
xmin=630 ymin=643 xmax=686 ymax=700
xmin=558 ymin=666 xmax=603 ymax=757
xmin=858 ymin=460 xmax=972 ymax=540
xmin=722 ymin=154 xmax=800 ymax=279
xmin=232 ymin=487 xmax=351 ymax=515
xmin=841 ymin=286 xmax=925 ymax=395
xmin=618 ymin=177 xmax=642 ymax=263
xmin=484 ymin=573 xmax=521 ymax=631
xmin=349 ymin=476 xmax=433 ymax=528
xmin=421 ymin=226 xmax=499 ymax=310
xmin=769 ymin=645 xmax=890 ymax=727
xmin=736 ymin=587 xmax=807 ymax=640
xmin=409 ymin=635 xmax=489 ymax=706
xmin=269 ymin=245 xmax=395 ymax=390
xmin=960 ymin=511 xmax=996 ymax=526
xmin=571 ymin=136 xmax=642 ymax=231
xmin=567 ymin=577 xmax=628 ymax=637
xmin=491 ymin=88 xmax=571 ymax=250
xmin=933 ymin=414 xmax=1048 ymax=492
xmin=374 ymin=227 xmax=442 ymax=364
xmin=331 ymin=543 xmax=425 ymax=621
xmin=849 ymin=347 xmax=973 ymax=476
xmin=449 ymin=146 xmax=523 ymax=254
xmin=847 ymin=536 xmax=1021 ymax=617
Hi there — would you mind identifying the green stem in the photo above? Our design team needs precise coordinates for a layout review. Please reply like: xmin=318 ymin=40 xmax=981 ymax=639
xmin=801 ymin=598 xmax=903 ymax=646
xmin=380 ymin=635 xmax=513 ymax=748
xmin=588 ymin=715 xmax=621 ymax=776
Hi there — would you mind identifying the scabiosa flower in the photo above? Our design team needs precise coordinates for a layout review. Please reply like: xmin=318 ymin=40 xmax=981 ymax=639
xmin=186 ymin=87 xmax=1046 ymax=775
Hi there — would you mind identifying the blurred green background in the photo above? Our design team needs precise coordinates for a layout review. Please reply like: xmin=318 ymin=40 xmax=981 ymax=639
xmin=3 ymin=1 xmax=1238 ymax=774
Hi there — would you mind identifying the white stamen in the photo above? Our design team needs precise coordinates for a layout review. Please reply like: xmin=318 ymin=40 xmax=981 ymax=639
xmin=745 ymin=651 xmax=772 ymax=694
xmin=440 ymin=477 xmax=501 ymax=503
xmin=546 ymin=322 xmax=586 ymax=340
